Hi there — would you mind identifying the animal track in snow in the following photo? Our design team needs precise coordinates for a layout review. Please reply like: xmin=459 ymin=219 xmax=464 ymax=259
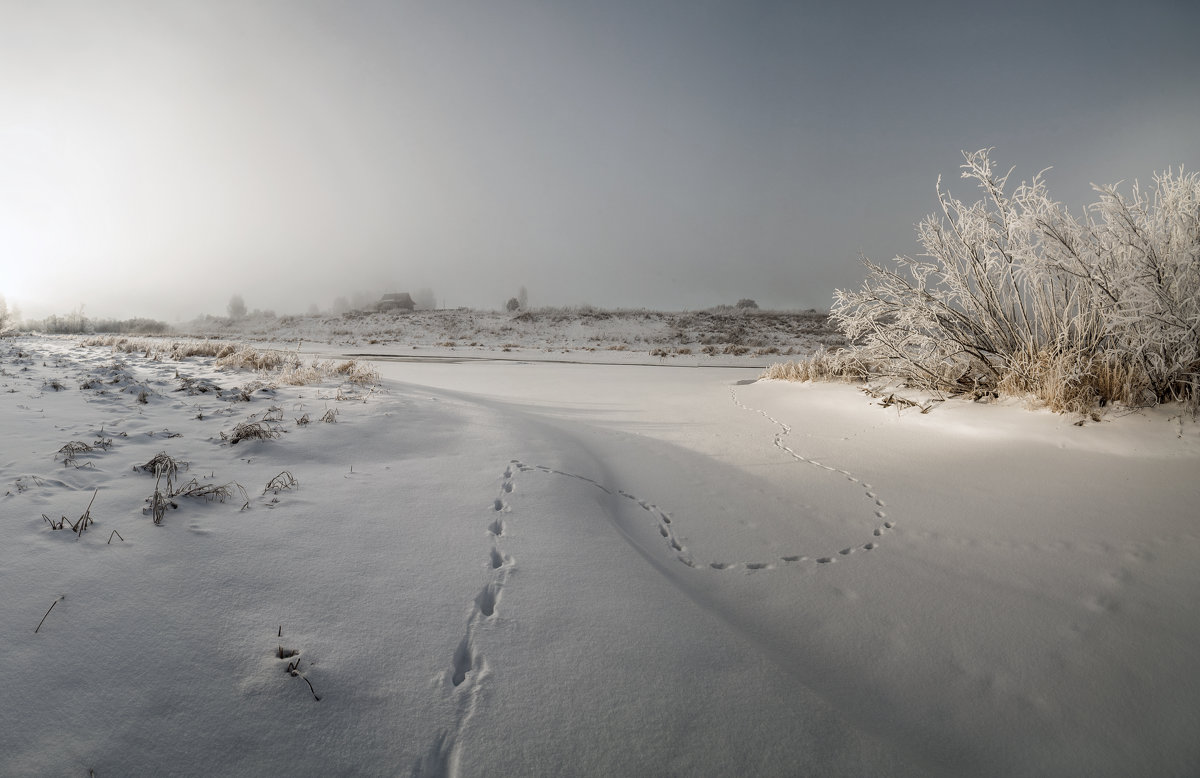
xmin=476 ymin=583 xmax=500 ymax=618
xmin=502 ymin=457 xmax=892 ymax=575
xmin=489 ymin=547 xmax=511 ymax=570
xmin=417 ymin=463 xmax=519 ymax=775
xmin=451 ymin=634 xmax=476 ymax=688
xmin=730 ymin=386 xmax=899 ymax=561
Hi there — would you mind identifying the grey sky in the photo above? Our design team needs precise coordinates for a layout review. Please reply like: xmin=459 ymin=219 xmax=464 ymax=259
xmin=3 ymin=0 xmax=1198 ymax=321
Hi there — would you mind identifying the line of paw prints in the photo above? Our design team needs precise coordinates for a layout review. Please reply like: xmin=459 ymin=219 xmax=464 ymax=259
xmin=505 ymin=459 xmax=896 ymax=573
xmin=414 ymin=467 xmax=518 ymax=775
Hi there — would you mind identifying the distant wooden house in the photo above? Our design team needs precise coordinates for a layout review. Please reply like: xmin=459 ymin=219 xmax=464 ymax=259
xmin=377 ymin=293 xmax=415 ymax=312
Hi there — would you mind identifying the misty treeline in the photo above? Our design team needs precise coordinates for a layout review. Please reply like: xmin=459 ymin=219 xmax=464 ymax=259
xmin=821 ymin=149 xmax=1199 ymax=411
xmin=0 ymin=298 xmax=170 ymax=335
xmin=19 ymin=307 xmax=170 ymax=335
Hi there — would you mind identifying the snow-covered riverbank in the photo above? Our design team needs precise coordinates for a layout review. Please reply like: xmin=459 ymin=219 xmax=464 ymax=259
xmin=3 ymin=335 xmax=1197 ymax=776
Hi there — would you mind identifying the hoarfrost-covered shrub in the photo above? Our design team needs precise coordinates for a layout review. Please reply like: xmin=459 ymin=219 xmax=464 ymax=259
xmin=828 ymin=149 xmax=1199 ymax=411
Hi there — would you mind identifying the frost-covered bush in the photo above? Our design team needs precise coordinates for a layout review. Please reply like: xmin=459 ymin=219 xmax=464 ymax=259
xmin=830 ymin=149 xmax=1199 ymax=411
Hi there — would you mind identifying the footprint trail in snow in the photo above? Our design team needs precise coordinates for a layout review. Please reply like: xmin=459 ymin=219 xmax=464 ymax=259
xmin=505 ymin=444 xmax=894 ymax=574
xmin=416 ymin=466 xmax=516 ymax=777
xmin=417 ymin=388 xmax=897 ymax=773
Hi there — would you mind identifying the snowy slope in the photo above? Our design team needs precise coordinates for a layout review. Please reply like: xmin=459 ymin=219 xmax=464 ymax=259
xmin=2 ymin=335 xmax=1197 ymax=776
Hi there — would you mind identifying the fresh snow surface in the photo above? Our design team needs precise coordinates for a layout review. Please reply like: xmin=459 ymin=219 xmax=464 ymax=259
xmin=2 ymin=334 xmax=1198 ymax=777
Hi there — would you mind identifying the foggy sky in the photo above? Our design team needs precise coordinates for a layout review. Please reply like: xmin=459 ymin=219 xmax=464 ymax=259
xmin=4 ymin=0 xmax=1199 ymax=322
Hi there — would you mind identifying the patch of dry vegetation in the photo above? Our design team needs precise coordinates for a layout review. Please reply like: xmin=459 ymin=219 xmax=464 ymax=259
xmin=263 ymin=471 xmax=298 ymax=494
xmin=81 ymin=336 xmax=380 ymax=388
xmin=996 ymin=350 xmax=1148 ymax=415
xmin=224 ymin=420 xmax=280 ymax=444
xmin=275 ymin=358 xmax=379 ymax=387
xmin=761 ymin=348 xmax=870 ymax=383
xmin=216 ymin=346 xmax=295 ymax=372
xmin=136 ymin=452 xmax=187 ymax=481
xmin=56 ymin=441 xmax=93 ymax=467
xmin=41 ymin=490 xmax=99 ymax=536
xmin=171 ymin=477 xmax=249 ymax=509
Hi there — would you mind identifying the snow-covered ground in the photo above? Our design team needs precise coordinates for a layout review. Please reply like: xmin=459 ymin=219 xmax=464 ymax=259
xmin=3 ymin=334 xmax=1197 ymax=777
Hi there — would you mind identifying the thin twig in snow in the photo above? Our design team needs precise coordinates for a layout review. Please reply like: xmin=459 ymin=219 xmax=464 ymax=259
xmin=35 ymin=596 xmax=64 ymax=633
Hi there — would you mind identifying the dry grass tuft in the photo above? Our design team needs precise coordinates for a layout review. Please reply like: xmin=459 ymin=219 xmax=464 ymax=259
xmin=144 ymin=474 xmax=176 ymax=525
xmin=761 ymin=348 xmax=870 ymax=383
xmin=263 ymin=471 xmax=298 ymax=494
xmin=43 ymin=490 xmax=99 ymax=535
xmin=276 ymin=358 xmax=380 ymax=387
xmin=172 ymin=477 xmax=250 ymax=509
xmin=997 ymin=349 xmax=1154 ymax=414
xmin=217 ymin=347 xmax=298 ymax=372
xmin=225 ymin=421 xmax=280 ymax=444
xmin=171 ymin=341 xmax=238 ymax=360
xmin=56 ymin=441 xmax=93 ymax=467
xmin=177 ymin=375 xmax=223 ymax=395
xmin=137 ymin=452 xmax=187 ymax=481
xmin=74 ymin=490 xmax=98 ymax=535
xmin=332 ymin=359 xmax=379 ymax=385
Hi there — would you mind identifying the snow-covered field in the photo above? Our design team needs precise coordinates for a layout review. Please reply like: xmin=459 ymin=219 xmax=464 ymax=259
xmin=176 ymin=307 xmax=842 ymax=366
xmin=3 ymin=333 xmax=1198 ymax=777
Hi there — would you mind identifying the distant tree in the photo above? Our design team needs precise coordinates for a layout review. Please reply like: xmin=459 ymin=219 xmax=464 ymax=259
xmin=331 ymin=296 xmax=350 ymax=315
xmin=67 ymin=304 xmax=88 ymax=332
xmin=517 ymin=286 xmax=528 ymax=310
xmin=736 ymin=298 xmax=759 ymax=309
xmin=505 ymin=297 xmax=521 ymax=312
xmin=306 ymin=303 xmax=320 ymax=316
xmin=227 ymin=294 xmax=247 ymax=319
xmin=0 ymin=294 xmax=8 ymax=331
